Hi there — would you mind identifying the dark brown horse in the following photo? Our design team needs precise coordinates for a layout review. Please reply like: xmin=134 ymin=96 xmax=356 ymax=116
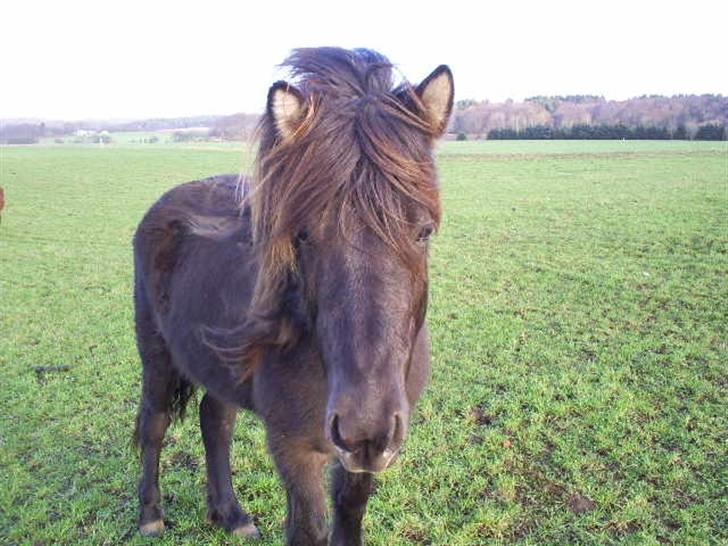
xmin=133 ymin=47 xmax=453 ymax=545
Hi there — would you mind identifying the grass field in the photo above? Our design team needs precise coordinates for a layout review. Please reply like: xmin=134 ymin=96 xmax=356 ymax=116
xmin=1 ymin=139 xmax=726 ymax=545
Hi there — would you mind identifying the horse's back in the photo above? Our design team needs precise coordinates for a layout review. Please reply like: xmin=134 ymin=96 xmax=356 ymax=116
xmin=134 ymin=173 xmax=247 ymax=255
xmin=133 ymin=174 xmax=256 ymax=403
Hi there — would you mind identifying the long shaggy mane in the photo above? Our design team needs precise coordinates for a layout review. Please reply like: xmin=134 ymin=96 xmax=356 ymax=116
xmin=224 ymin=48 xmax=442 ymax=376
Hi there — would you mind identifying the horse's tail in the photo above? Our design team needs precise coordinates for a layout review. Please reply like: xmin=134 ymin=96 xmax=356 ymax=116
xmin=168 ymin=375 xmax=197 ymax=424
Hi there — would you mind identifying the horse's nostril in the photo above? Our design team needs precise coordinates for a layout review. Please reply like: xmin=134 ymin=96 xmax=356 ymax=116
xmin=330 ymin=414 xmax=351 ymax=452
xmin=392 ymin=412 xmax=403 ymax=444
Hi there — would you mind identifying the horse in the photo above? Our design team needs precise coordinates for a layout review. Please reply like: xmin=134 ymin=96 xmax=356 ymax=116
xmin=132 ymin=47 xmax=453 ymax=545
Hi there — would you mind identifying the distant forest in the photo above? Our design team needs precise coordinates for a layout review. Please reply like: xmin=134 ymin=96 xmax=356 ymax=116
xmin=1 ymin=95 xmax=726 ymax=143
xmin=0 ymin=113 xmax=261 ymax=144
xmin=451 ymin=94 xmax=726 ymax=140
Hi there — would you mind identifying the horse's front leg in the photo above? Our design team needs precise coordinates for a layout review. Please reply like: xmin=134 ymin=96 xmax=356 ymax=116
xmin=199 ymin=393 xmax=259 ymax=538
xmin=330 ymin=463 xmax=373 ymax=546
xmin=270 ymin=439 xmax=329 ymax=546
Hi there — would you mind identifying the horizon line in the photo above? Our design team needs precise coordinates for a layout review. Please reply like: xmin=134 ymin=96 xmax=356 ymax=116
xmin=2 ymin=92 xmax=725 ymax=124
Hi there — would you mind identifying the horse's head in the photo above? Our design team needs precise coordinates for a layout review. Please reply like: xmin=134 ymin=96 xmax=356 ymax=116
xmin=249 ymin=48 xmax=453 ymax=473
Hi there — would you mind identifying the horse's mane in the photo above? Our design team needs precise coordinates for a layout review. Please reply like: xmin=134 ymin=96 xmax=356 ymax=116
xmin=251 ymin=47 xmax=441 ymax=274
xmin=221 ymin=48 xmax=443 ymax=376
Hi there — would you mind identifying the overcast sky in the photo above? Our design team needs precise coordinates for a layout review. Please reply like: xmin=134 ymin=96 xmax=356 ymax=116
xmin=2 ymin=0 xmax=726 ymax=120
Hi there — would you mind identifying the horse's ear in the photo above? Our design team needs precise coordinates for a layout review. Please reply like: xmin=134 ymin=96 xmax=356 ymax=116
xmin=416 ymin=65 xmax=454 ymax=137
xmin=267 ymin=81 xmax=304 ymax=140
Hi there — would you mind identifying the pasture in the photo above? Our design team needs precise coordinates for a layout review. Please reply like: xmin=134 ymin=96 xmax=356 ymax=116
xmin=1 ymin=139 xmax=726 ymax=545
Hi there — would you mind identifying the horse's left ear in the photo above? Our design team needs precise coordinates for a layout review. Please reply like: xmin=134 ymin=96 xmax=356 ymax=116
xmin=416 ymin=65 xmax=454 ymax=137
xmin=267 ymin=81 xmax=305 ymax=140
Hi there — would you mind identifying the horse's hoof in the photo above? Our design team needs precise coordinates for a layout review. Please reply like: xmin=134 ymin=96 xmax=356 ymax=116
xmin=233 ymin=522 xmax=261 ymax=539
xmin=139 ymin=519 xmax=165 ymax=536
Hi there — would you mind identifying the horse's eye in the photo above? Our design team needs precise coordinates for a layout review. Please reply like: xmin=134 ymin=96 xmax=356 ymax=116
xmin=416 ymin=223 xmax=435 ymax=243
xmin=296 ymin=229 xmax=310 ymax=244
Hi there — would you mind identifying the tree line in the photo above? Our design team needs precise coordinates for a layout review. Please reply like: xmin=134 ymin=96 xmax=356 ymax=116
xmin=486 ymin=123 xmax=725 ymax=141
xmin=2 ymin=94 xmax=726 ymax=143
xmin=451 ymin=94 xmax=727 ymax=140
xmin=0 ymin=114 xmax=260 ymax=144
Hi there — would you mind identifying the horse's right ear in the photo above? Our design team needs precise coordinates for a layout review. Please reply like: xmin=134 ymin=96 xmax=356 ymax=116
xmin=267 ymin=81 xmax=304 ymax=140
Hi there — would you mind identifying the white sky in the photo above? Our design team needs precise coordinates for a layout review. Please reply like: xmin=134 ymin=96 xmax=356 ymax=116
xmin=2 ymin=0 xmax=726 ymax=120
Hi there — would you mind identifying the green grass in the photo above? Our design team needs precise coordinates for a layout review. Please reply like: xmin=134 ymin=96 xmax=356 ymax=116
xmin=436 ymin=139 xmax=726 ymax=156
xmin=1 ymin=140 xmax=726 ymax=545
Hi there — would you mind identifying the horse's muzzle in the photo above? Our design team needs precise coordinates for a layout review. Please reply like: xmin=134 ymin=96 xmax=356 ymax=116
xmin=328 ymin=412 xmax=405 ymax=473
xmin=334 ymin=444 xmax=401 ymax=473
